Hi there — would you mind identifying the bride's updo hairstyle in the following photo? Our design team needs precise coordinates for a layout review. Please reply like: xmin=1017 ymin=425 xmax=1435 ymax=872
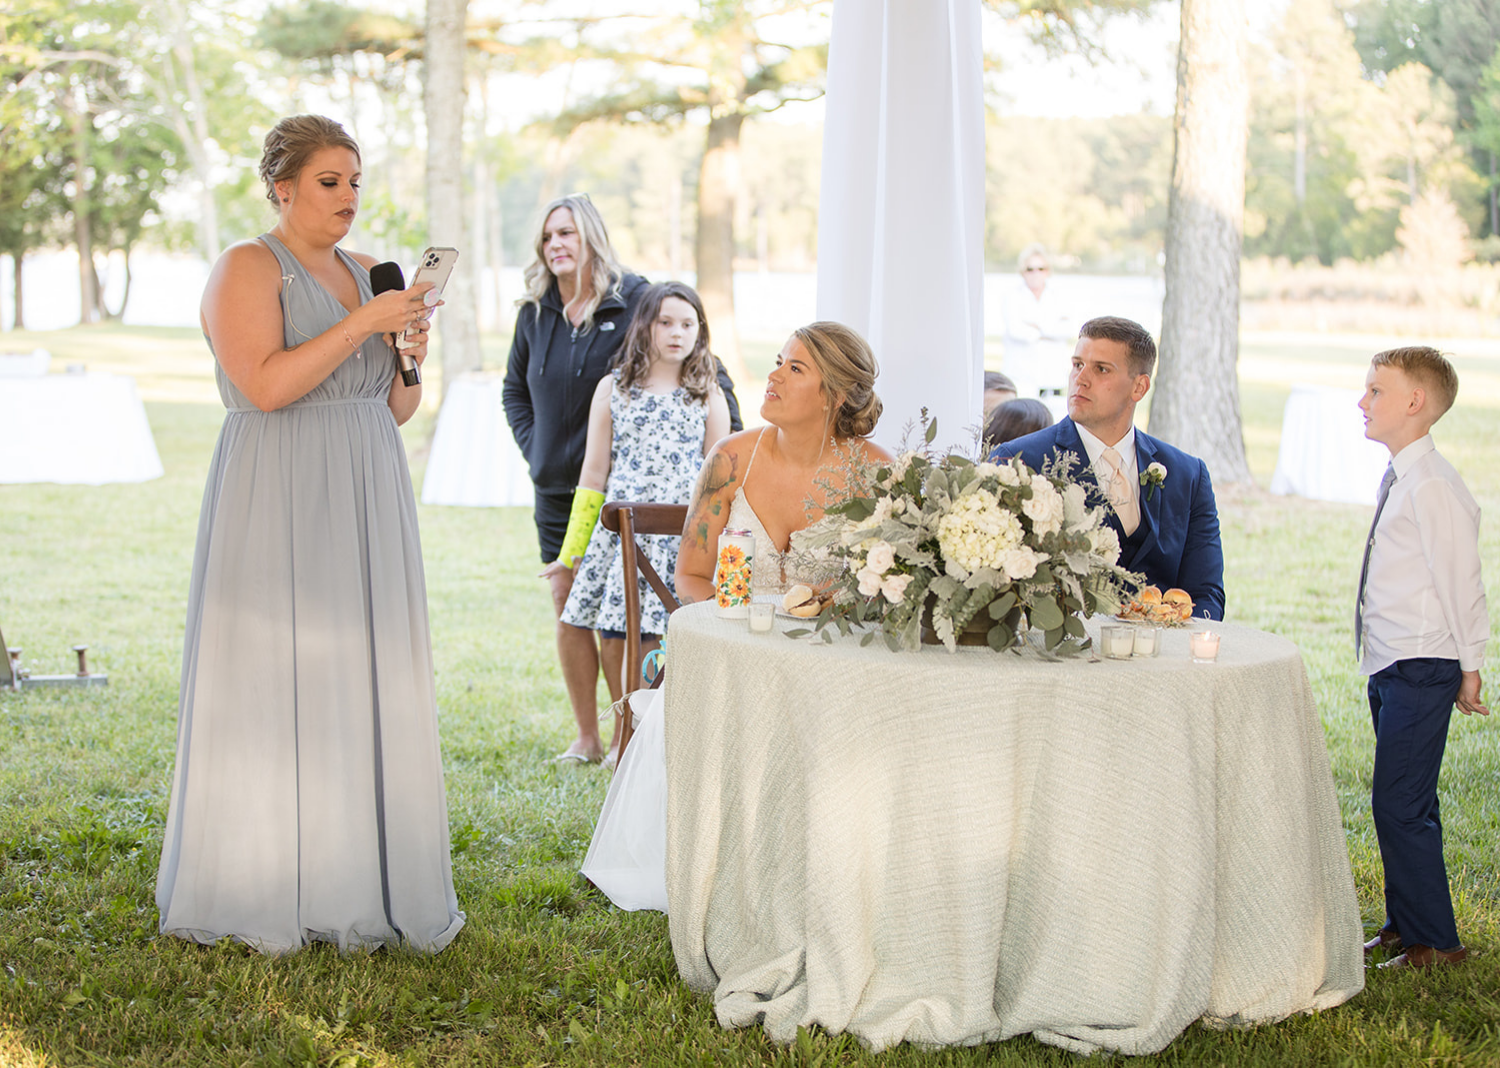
xmin=791 ymin=321 xmax=883 ymax=439
xmin=259 ymin=115 xmax=360 ymax=208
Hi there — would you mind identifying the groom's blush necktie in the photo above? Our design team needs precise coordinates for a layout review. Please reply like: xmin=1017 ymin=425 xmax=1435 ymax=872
xmin=1354 ymin=463 xmax=1397 ymax=660
xmin=1101 ymin=447 xmax=1140 ymax=536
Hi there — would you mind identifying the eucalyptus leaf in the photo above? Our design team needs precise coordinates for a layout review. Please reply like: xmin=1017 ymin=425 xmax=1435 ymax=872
xmin=1030 ymin=596 xmax=1065 ymax=631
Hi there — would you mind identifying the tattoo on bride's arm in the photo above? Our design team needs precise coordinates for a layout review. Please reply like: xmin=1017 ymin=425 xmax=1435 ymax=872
xmin=686 ymin=450 xmax=737 ymax=553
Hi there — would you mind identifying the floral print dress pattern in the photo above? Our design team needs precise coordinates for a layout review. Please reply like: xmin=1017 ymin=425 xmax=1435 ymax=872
xmin=560 ymin=373 xmax=708 ymax=635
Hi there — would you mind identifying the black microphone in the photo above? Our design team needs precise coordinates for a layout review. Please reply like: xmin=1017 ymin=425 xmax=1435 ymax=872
xmin=370 ymin=261 xmax=420 ymax=387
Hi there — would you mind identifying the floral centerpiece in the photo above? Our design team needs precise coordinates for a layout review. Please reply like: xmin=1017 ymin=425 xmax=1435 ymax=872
xmin=789 ymin=419 xmax=1141 ymax=653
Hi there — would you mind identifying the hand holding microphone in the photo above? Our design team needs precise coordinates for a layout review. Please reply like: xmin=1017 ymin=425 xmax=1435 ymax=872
xmin=370 ymin=248 xmax=458 ymax=387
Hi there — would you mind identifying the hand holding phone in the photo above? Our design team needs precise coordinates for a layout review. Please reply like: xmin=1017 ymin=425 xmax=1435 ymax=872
xmin=400 ymin=247 xmax=458 ymax=349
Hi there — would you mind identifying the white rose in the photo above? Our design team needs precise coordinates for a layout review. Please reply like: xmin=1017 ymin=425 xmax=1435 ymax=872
xmin=857 ymin=567 xmax=884 ymax=597
xmin=1022 ymin=479 xmax=1065 ymax=535
xmin=1147 ymin=462 xmax=1167 ymax=480
xmin=881 ymin=573 xmax=913 ymax=603
xmin=866 ymin=541 xmax=896 ymax=574
xmin=1001 ymin=546 xmax=1046 ymax=580
xmin=1090 ymin=524 xmax=1121 ymax=565
xmin=975 ymin=461 xmax=1000 ymax=479
xmin=996 ymin=463 xmax=1020 ymax=486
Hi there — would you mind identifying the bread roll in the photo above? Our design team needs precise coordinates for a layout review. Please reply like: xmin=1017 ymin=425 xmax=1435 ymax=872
xmin=782 ymin=584 xmax=815 ymax=612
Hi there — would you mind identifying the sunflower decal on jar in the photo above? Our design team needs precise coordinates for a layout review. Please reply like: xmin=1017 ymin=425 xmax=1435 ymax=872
xmin=714 ymin=530 xmax=755 ymax=617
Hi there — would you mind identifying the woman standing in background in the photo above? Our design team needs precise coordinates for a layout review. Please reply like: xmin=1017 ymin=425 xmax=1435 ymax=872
xmin=502 ymin=195 xmax=740 ymax=763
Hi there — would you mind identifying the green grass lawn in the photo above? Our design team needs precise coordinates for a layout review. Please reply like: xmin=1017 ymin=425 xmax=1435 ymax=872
xmin=2 ymin=325 xmax=1499 ymax=1066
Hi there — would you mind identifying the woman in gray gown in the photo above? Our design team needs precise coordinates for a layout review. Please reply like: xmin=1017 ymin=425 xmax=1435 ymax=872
xmin=156 ymin=115 xmax=464 ymax=954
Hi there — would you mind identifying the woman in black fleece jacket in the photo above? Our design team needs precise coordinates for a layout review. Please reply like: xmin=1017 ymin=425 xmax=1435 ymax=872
xmin=503 ymin=194 xmax=740 ymax=762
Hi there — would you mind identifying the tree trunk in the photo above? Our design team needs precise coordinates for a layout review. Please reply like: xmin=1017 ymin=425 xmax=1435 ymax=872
xmin=12 ymin=252 xmax=24 ymax=330
xmin=1151 ymin=0 xmax=1252 ymax=484
xmin=104 ymin=245 xmax=133 ymax=320
xmin=1489 ymin=150 xmax=1496 ymax=237
xmin=424 ymin=0 xmax=481 ymax=396
xmin=161 ymin=0 xmax=221 ymax=261
xmin=695 ymin=112 xmax=749 ymax=387
xmin=71 ymin=107 xmax=98 ymax=325
xmin=1292 ymin=62 xmax=1306 ymax=206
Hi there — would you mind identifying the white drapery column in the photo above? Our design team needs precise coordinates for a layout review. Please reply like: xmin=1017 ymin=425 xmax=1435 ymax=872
xmin=815 ymin=0 xmax=985 ymax=453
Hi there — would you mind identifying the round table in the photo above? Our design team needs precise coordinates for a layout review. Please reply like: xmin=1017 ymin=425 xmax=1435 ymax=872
xmin=662 ymin=601 xmax=1363 ymax=1055
xmin=0 ymin=372 xmax=163 ymax=485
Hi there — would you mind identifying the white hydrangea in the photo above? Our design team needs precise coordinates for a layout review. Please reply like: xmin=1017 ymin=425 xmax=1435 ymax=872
xmin=1022 ymin=478 xmax=1065 ymax=536
xmin=936 ymin=491 xmax=1024 ymax=573
xmin=995 ymin=463 xmax=1021 ymax=487
xmin=872 ymin=496 xmax=894 ymax=523
xmin=975 ymin=461 xmax=1000 ymax=479
xmin=866 ymin=541 xmax=896 ymax=575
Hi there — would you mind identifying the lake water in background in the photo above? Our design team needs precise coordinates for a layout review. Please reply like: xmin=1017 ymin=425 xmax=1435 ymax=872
xmin=2 ymin=250 xmax=1165 ymax=342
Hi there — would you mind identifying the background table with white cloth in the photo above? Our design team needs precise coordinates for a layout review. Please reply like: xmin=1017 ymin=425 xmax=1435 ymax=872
xmin=664 ymin=602 xmax=1364 ymax=1056
xmin=0 ymin=371 xmax=163 ymax=485
xmin=420 ymin=373 xmax=534 ymax=507
xmin=1269 ymin=383 xmax=1389 ymax=505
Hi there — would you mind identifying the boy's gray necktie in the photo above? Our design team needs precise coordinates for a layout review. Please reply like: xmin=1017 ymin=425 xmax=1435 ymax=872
xmin=1354 ymin=463 xmax=1397 ymax=660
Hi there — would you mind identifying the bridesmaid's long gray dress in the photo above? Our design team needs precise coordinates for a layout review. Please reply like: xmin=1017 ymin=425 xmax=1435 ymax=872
xmin=156 ymin=234 xmax=464 ymax=954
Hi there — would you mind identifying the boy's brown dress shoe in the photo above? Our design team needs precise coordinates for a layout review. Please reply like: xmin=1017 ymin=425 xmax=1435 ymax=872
xmin=1378 ymin=944 xmax=1468 ymax=970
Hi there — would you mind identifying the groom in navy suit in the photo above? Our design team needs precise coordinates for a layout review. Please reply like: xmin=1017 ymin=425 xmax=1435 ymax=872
xmin=990 ymin=316 xmax=1225 ymax=620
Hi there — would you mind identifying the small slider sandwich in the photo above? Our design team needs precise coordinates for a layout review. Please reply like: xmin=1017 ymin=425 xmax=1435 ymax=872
xmin=1120 ymin=584 xmax=1195 ymax=624
xmin=782 ymin=583 xmax=835 ymax=618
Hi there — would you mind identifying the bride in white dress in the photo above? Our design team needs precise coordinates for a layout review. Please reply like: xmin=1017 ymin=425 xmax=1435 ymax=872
xmin=581 ymin=321 xmax=892 ymax=911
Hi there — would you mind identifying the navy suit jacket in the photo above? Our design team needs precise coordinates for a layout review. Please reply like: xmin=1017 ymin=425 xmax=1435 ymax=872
xmin=991 ymin=417 xmax=1225 ymax=621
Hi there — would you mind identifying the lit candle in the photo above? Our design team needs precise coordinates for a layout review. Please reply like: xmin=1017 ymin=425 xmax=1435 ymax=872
xmin=1102 ymin=625 xmax=1134 ymax=660
xmin=1190 ymin=630 xmax=1220 ymax=663
xmin=748 ymin=602 xmax=775 ymax=633
xmin=1133 ymin=627 xmax=1158 ymax=657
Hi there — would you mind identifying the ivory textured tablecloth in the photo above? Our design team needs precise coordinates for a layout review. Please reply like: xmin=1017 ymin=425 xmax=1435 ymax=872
xmin=664 ymin=602 xmax=1364 ymax=1055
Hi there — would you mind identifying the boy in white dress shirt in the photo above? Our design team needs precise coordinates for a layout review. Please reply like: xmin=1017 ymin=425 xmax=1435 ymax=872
xmin=1356 ymin=346 xmax=1490 ymax=970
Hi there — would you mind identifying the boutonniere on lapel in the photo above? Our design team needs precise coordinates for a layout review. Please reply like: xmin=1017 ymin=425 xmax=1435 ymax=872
xmin=1140 ymin=462 xmax=1167 ymax=501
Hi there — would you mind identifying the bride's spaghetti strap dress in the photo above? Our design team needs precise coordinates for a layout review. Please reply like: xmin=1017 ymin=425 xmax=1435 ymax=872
xmin=155 ymin=234 xmax=464 ymax=954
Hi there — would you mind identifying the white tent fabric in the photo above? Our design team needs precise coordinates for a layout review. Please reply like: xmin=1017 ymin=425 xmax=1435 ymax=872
xmin=815 ymin=0 xmax=986 ymax=454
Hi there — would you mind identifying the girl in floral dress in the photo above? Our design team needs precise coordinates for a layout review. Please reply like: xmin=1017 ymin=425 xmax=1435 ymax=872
xmin=548 ymin=282 xmax=731 ymax=763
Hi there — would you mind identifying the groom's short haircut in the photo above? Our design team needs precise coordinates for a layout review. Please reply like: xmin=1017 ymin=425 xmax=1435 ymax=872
xmin=1079 ymin=316 xmax=1156 ymax=378
xmin=1371 ymin=345 xmax=1459 ymax=419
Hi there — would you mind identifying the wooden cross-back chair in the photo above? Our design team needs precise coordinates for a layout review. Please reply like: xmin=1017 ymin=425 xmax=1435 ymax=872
xmin=600 ymin=501 xmax=688 ymax=760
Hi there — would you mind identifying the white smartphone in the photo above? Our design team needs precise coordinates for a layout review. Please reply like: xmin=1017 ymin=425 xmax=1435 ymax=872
xmin=400 ymin=246 xmax=459 ymax=346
